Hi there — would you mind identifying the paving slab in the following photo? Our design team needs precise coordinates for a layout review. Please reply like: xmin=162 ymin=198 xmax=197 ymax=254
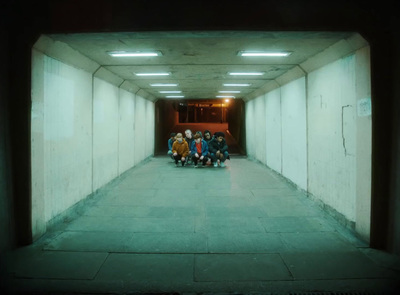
xmin=251 ymin=187 xmax=303 ymax=197
xmin=205 ymin=206 xmax=267 ymax=217
xmin=65 ymin=216 xmax=195 ymax=233
xmin=207 ymin=232 xmax=287 ymax=253
xmin=260 ymin=216 xmax=336 ymax=233
xmin=194 ymin=254 xmax=293 ymax=281
xmin=128 ymin=232 xmax=208 ymax=253
xmin=280 ymin=231 xmax=359 ymax=253
xmin=95 ymin=253 xmax=194 ymax=283
xmin=281 ymin=251 xmax=400 ymax=280
xmin=43 ymin=231 xmax=134 ymax=252
xmin=195 ymin=217 xmax=266 ymax=234
xmin=6 ymin=250 xmax=108 ymax=279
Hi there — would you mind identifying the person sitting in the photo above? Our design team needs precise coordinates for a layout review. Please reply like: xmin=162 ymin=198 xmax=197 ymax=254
xmin=184 ymin=129 xmax=194 ymax=165
xmin=203 ymin=130 xmax=213 ymax=165
xmin=203 ymin=130 xmax=213 ymax=144
xmin=171 ymin=133 xmax=189 ymax=167
xmin=208 ymin=131 xmax=229 ymax=167
xmin=167 ymin=132 xmax=176 ymax=160
xmin=190 ymin=133 xmax=209 ymax=168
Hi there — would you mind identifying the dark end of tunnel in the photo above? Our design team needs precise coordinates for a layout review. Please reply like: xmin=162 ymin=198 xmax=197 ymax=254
xmin=154 ymin=99 xmax=246 ymax=156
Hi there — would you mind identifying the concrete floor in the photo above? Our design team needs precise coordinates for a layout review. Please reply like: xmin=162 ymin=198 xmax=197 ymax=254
xmin=3 ymin=156 xmax=400 ymax=294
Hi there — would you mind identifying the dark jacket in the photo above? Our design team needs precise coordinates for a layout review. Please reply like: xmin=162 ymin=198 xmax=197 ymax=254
xmin=208 ymin=137 xmax=228 ymax=154
xmin=185 ymin=136 xmax=194 ymax=151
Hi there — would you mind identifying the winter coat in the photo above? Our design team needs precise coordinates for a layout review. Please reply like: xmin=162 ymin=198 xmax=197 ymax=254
xmin=172 ymin=139 xmax=189 ymax=157
xmin=190 ymin=139 xmax=209 ymax=156
xmin=208 ymin=137 xmax=228 ymax=154
xmin=168 ymin=138 xmax=175 ymax=150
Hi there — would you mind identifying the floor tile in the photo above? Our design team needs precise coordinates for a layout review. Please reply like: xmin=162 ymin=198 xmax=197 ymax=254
xmin=65 ymin=216 xmax=195 ymax=233
xmin=260 ymin=216 xmax=335 ymax=233
xmin=281 ymin=251 xmax=400 ymax=280
xmin=280 ymin=232 xmax=358 ymax=252
xmin=195 ymin=217 xmax=265 ymax=233
xmin=128 ymin=232 xmax=208 ymax=253
xmin=43 ymin=231 xmax=133 ymax=252
xmin=194 ymin=254 xmax=293 ymax=281
xmin=6 ymin=250 xmax=107 ymax=279
xmin=207 ymin=232 xmax=287 ymax=253
xmin=95 ymin=253 xmax=194 ymax=283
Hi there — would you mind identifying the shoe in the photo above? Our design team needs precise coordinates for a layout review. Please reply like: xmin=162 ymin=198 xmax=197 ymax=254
xmin=220 ymin=162 xmax=225 ymax=168
xmin=213 ymin=162 xmax=218 ymax=167
xmin=194 ymin=164 xmax=198 ymax=168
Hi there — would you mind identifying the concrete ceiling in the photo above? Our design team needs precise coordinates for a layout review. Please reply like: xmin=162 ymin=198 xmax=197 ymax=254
xmin=48 ymin=31 xmax=355 ymax=101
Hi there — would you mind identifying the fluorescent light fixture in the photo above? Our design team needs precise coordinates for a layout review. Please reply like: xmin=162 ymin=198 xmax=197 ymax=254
xmin=216 ymin=95 xmax=235 ymax=98
xmin=219 ymin=90 xmax=240 ymax=93
xmin=107 ymin=51 xmax=162 ymax=57
xmin=166 ymin=95 xmax=184 ymax=98
xmin=135 ymin=72 xmax=170 ymax=76
xmin=159 ymin=91 xmax=182 ymax=93
xmin=228 ymin=72 xmax=264 ymax=76
xmin=238 ymin=51 xmax=291 ymax=57
xmin=150 ymin=83 xmax=178 ymax=87
xmin=223 ymin=83 xmax=251 ymax=87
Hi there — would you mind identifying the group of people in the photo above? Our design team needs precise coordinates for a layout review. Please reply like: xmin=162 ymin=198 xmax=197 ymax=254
xmin=167 ymin=129 xmax=230 ymax=168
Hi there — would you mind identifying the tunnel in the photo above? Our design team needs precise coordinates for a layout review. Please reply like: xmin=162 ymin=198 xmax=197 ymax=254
xmin=29 ymin=31 xmax=372 ymax=243
xmin=2 ymin=2 xmax=400 ymax=293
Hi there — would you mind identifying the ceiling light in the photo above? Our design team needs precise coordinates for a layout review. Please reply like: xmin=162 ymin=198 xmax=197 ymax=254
xmin=107 ymin=51 xmax=162 ymax=57
xmin=238 ymin=51 xmax=291 ymax=57
xmin=135 ymin=72 xmax=170 ymax=76
xmin=225 ymin=99 xmax=230 ymax=103
xmin=219 ymin=90 xmax=240 ymax=93
xmin=166 ymin=96 xmax=184 ymax=98
xmin=159 ymin=91 xmax=182 ymax=93
xmin=216 ymin=95 xmax=235 ymax=98
xmin=228 ymin=72 xmax=264 ymax=76
xmin=223 ymin=83 xmax=251 ymax=87
xmin=150 ymin=83 xmax=178 ymax=87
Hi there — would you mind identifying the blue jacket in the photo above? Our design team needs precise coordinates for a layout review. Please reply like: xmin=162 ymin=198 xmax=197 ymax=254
xmin=190 ymin=139 xmax=209 ymax=156
xmin=168 ymin=138 xmax=174 ymax=150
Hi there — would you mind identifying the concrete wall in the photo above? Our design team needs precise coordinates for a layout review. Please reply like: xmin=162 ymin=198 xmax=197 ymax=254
xmin=307 ymin=55 xmax=358 ymax=224
xmin=31 ymin=49 xmax=155 ymax=240
xmin=245 ymin=46 xmax=371 ymax=241
xmin=281 ymin=78 xmax=307 ymax=190
xmin=265 ymin=88 xmax=282 ymax=173
xmin=0 ymin=27 xmax=14 ymax=252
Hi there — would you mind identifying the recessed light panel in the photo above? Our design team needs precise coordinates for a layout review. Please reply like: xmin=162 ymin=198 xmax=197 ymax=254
xmin=135 ymin=73 xmax=170 ymax=76
xmin=223 ymin=83 xmax=251 ymax=87
xmin=107 ymin=51 xmax=162 ymax=57
xmin=150 ymin=83 xmax=178 ymax=87
xmin=228 ymin=72 xmax=264 ymax=76
xmin=238 ymin=51 xmax=291 ymax=57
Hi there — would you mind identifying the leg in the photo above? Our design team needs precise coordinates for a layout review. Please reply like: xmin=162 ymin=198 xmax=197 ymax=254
xmin=192 ymin=155 xmax=198 ymax=166
xmin=168 ymin=150 xmax=174 ymax=160
xmin=173 ymin=154 xmax=180 ymax=165
xmin=222 ymin=151 xmax=229 ymax=162
xmin=202 ymin=155 xmax=208 ymax=166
